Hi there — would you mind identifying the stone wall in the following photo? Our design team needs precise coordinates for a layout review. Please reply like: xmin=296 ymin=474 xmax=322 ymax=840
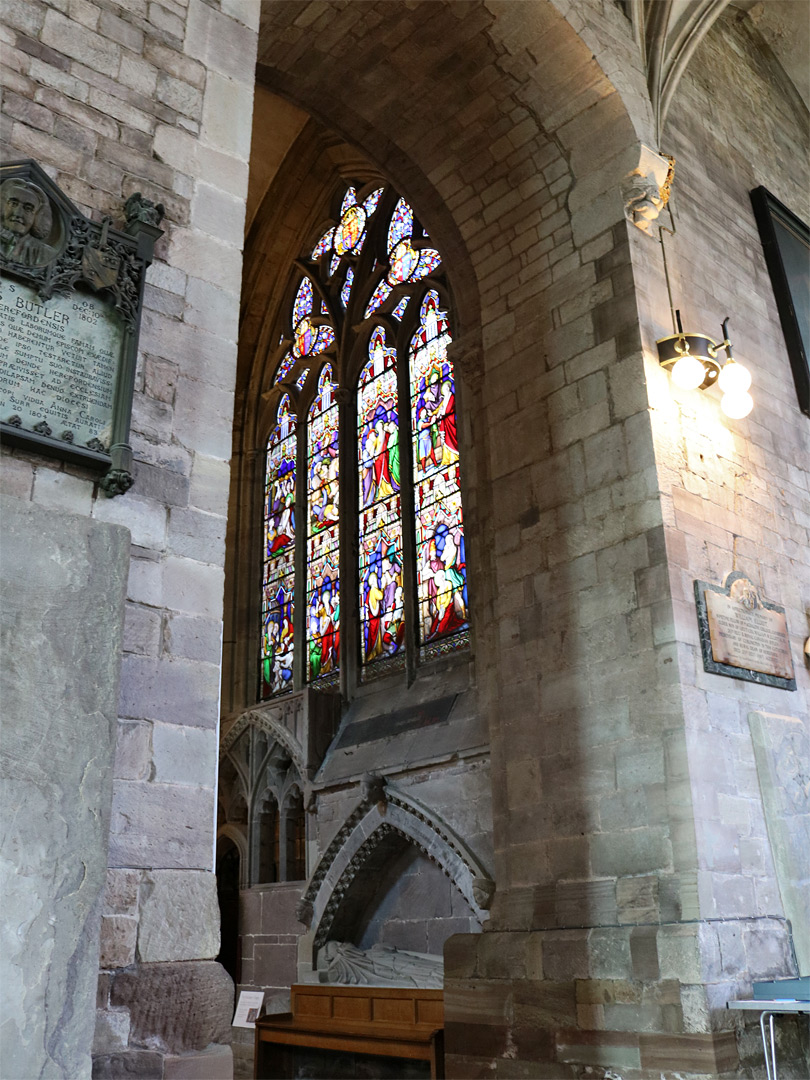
xmin=628 ymin=3 xmax=810 ymax=1054
xmin=1 ymin=0 xmax=259 ymax=1073
xmin=0 ymin=497 xmax=129 ymax=1080
xmin=234 ymin=3 xmax=808 ymax=1078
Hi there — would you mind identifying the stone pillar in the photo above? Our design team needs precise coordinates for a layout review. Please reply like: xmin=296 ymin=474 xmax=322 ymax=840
xmin=0 ymin=497 xmax=129 ymax=1080
xmin=0 ymin=0 xmax=260 ymax=1073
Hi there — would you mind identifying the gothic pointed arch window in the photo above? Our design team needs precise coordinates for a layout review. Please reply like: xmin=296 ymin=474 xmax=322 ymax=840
xmin=259 ymin=184 xmax=468 ymax=699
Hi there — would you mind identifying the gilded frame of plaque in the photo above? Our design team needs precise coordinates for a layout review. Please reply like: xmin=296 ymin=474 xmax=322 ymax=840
xmin=0 ymin=159 xmax=162 ymax=496
xmin=694 ymin=572 xmax=796 ymax=691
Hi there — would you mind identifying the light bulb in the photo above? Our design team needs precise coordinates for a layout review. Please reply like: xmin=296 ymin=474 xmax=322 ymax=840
xmin=670 ymin=353 xmax=706 ymax=390
xmin=718 ymin=360 xmax=752 ymax=394
xmin=721 ymin=390 xmax=754 ymax=419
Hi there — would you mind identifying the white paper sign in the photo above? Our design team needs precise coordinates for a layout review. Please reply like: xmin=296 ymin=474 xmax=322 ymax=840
xmin=232 ymin=990 xmax=265 ymax=1028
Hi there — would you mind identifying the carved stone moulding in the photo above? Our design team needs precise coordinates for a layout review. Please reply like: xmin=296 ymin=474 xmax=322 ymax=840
xmin=0 ymin=159 xmax=163 ymax=496
xmin=296 ymin=778 xmax=494 ymax=980
xmin=220 ymin=688 xmax=339 ymax=778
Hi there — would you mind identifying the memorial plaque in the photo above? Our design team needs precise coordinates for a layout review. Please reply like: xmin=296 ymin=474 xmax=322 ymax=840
xmin=0 ymin=279 xmax=122 ymax=449
xmin=694 ymin=573 xmax=796 ymax=690
xmin=0 ymin=158 xmax=163 ymax=496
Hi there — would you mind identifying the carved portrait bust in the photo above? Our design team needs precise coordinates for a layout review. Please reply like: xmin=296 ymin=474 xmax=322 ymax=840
xmin=0 ymin=178 xmax=60 ymax=268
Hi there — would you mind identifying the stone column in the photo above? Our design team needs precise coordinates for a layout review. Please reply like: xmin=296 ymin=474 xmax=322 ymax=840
xmin=0 ymin=497 xmax=129 ymax=1080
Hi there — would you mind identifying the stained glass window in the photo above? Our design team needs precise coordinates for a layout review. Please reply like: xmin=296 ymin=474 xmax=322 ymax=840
xmin=261 ymin=395 xmax=296 ymax=697
xmin=341 ymin=267 xmax=354 ymax=308
xmin=307 ymin=366 xmax=340 ymax=681
xmin=410 ymin=292 xmax=467 ymax=647
xmin=260 ymin=184 xmax=467 ymax=697
xmin=290 ymin=276 xmax=335 ymax=359
xmin=358 ymin=329 xmax=404 ymax=666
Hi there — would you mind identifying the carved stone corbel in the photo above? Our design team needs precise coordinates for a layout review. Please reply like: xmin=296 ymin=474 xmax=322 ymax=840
xmin=621 ymin=144 xmax=675 ymax=235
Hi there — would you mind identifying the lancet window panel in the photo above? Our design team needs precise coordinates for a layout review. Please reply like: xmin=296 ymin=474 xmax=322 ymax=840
xmin=258 ymin=182 xmax=469 ymax=701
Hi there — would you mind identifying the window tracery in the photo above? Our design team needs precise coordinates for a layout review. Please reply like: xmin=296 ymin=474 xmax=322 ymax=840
xmin=260 ymin=183 xmax=468 ymax=699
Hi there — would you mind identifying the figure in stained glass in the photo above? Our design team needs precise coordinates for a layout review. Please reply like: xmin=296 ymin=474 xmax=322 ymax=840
xmin=262 ymin=395 xmax=297 ymax=696
xmin=261 ymin=183 xmax=468 ymax=695
xmin=361 ymin=529 xmax=404 ymax=662
xmin=409 ymin=292 xmax=467 ymax=647
xmin=358 ymin=331 xmax=400 ymax=508
xmin=265 ymin=397 xmax=296 ymax=556
xmin=307 ymin=366 xmax=340 ymax=679
xmin=417 ymin=502 xmax=467 ymax=642
xmin=307 ymin=551 xmax=339 ymax=679
xmin=308 ymin=367 xmax=339 ymax=533
xmin=357 ymin=329 xmax=405 ymax=665
xmin=262 ymin=580 xmax=294 ymax=694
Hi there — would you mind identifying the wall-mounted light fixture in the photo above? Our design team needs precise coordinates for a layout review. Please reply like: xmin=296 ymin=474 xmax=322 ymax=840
xmin=656 ymin=219 xmax=754 ymax=418
xmin=657 ymin=313 xmax=753 ymax=417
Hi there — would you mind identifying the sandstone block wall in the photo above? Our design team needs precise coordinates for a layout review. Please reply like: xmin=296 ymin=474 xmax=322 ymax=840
xmin=1 ymin=0 xmax=259 ymax=1071
xmin=0 ymin=497 xmax=129 ymax=1080
xmin=633 ymin=5 xmax=809 ymax=986
xmin=244 ymin=3 xmax=807 ymax=1077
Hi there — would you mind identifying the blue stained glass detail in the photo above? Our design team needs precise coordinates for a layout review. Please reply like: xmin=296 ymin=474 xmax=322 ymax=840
xmin=312 ymin=325 xmax=335 ymax=354
xmin=311 ymin=228 xmax=334 ymax=259
xmin=293 ymin=276 xmax=313 ymax=326
xmin=363 ymin=187 xmax=384 ymax=217
xmin=413 ymin=249 xmax=441 ymax=279
xmin=391 ymin=296 xmax=409 ymax=320
xmin=364 ymin=278 xmax=393 ymax=318
xmin=275 ymin=352 xmax=295 ymax=382
xmin=387 ymin=197 xmax=413 ymax=253
xmin=341 ymin=267 xmax=354 ymax=308
xmin=329 ymin=252 xmax=341 ymax=278
xmin=340 ymin=186 xmax=357 ymax=216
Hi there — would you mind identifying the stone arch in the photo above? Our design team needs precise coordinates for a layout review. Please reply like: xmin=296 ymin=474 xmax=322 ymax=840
xmin=216 ymin=824 xmax=248 ymax=889
xmin=251 ymin=0 xmax=645 ymax=316
xmin=296 ymin=781 xmax=493 ymax=975
xmin=222 ymin=707 xmax=307 ymax=783
xmin=225 ymin=1 xmax=648 ymax=713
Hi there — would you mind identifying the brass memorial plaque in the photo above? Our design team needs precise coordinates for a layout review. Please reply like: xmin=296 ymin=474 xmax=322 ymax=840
xmin=695 ymin=573 xmax=796 ymax=690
